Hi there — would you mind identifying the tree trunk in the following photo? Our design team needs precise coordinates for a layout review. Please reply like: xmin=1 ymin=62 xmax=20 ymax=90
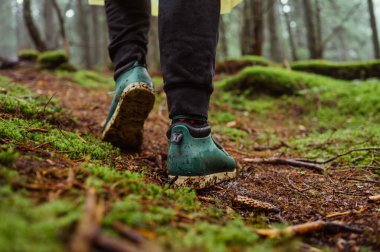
xmin=241 ymin=0 xmax=253 ymax=55
xmin=281 ymin=1 xmax=298 ymax=61
xmin=267 ymin=0 xmax=282 ymax=61
xmin=302 ymin=0 xmax=318 ymax=59
xmin=76 ymin=0 xmax=92 ymax=68
xmin=91 ymin=6 xmax=101 ymax=65
xmin=218 ymin=16 xmax=229 ymax=59
xmin=52 ymin=0 xmax=70 ymax=55
xmin=251 ymin=0 xmax=264 ymax=55
xmin=43 ymin=0 xmax=56 ymax=49
xmin=147 ymin=17 xmax=160 ymax=73
xmin=23 ymin=0 xmax=47 ymax=51
xmin=367 ymin=0 xmax=380 ymax=59
xmin=315 ymin=0 xmax=323 ymax=58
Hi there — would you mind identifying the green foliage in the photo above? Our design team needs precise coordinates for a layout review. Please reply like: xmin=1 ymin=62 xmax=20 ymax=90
xmin=0 ymin=118 xmax=116 ymax=160
xmin=222 ymin=66 xmax=346 ymax=96
xmin=0 ymin=148 xmax=18 ymax=167
xmin=58 ymin=70 xmax=113 ymax=88
xmin=0 ymin=75 xmax=66 ymax=120
xmin=216 ymin=55 xmax=272 ymax=74
xmin=37 ymin=50 xmax=68 ymax=70
xmin=0 ymin=186 xmax=80 ymax=252
xmin=17 ymin=49 xmax=39 ymax=62
xmin=291 ymin=60 xmax=380 ymax=80
xmin=57 ymin=62 xmax=77 ymax=72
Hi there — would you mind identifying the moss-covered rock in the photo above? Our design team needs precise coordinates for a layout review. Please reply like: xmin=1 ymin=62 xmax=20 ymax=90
xmin=37 ymin=50 xmax=68 ymax=70
xmin=290 ymin=60 xmax=380 ymax=80
xmin=216 ymin=55 xmax=271 ymax=75
xmin=57 ymin=62 xmax=77 ymax=72
xmin=17 ymin=49 xmax=39 ymax=62
xmin=222 ymin=66 xmax=345 ymax=96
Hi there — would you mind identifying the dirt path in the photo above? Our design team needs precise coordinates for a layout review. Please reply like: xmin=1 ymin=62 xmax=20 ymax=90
xmin=3 ymin=68 xmax=380 ymax=251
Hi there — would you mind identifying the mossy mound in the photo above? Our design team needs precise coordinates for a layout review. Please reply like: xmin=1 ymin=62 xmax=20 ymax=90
xmin=17 ymin=49 xmax=39 ymax=62
xmin=37 ymin=50 xmax=68 ymax=70
xmin=57 ymin=62 xmax=77 ymax=72
xmin=216 ymin=55 xmax=271 ymax=75
xmin=222 ymin=66 xmax=345 ymax=96
xmin=290 ymin=60 xmax=380 ymax=80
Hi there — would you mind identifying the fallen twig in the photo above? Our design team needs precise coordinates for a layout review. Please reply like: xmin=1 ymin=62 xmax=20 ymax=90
xmin=253 ymin=141 xmax=290 ymax=151
xmin=347 ymin=177 xmax=380 ymax=185
xmin=243 ymin=157 xmax=325 ymax=173
xmin=256 ymin=220 xmax=362 ymax=238
xmin=368 ymin=195 xmax=380 ymax=203
xmin=70 ymin=188 xmax=104 ymax=252
xmin=295 ymin=147 xmax=380 ymax=165
xmin=94 ymin=233 xmax=142 ymax=252
xmin=111 ymin=222 xmax=145 ymax=245
xmin=233 ymin=195 xmax=280 ymax=213
xmin=27 ymin=127 xmax=49 ymax=133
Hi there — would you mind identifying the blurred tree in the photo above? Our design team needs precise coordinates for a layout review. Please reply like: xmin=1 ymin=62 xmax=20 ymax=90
xmin=281 ymin=0 xmax=298 ymax=61
xmin=267 ymin=0 xmax=282 ymax=62
xmin=147 ymin=17 xmax=160 ymax=72
xmin=23 ymin=0 xmax=47 ymax=51
xmin=367 ymin=0 xmax=380 ymax=59
xmin=76 ymin=0 xmax=91 ymax=68
xmin=302 ymin=0 xmax=319 ymax=59
xmin=52 ymin=0 xmax=70 ymax=54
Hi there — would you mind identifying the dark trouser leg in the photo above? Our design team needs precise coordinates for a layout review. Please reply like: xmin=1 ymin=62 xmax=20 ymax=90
xmin=159 ymin=0 xmax=220 ymax=119
xmin=105 ymin=0 xmax=151 ymax=78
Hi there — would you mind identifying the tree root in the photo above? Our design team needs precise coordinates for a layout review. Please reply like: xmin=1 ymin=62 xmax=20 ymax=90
xmin=243 ymin=157 xmax=325 ymax=173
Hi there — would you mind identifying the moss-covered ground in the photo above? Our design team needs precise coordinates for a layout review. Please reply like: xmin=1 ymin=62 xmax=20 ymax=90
xmin=0 ymin=63 xmax=379 ymax=251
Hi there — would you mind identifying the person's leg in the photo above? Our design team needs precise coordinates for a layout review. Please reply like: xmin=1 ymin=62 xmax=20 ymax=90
xmin=106 ymin=0 xmax=151 ymax=78
xmin=103 ymin=0 xmax=155 ymax=150
xmin=159 ymin=0 xmax=219 ymax=119
xmin=159 ymin=0 xmax=237 ymax=189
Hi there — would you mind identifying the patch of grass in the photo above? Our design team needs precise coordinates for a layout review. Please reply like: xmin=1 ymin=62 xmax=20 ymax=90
xmin=18 ymin=49 xmax=39 ymax=62
xmin=216 ymin=55 xmax=272 ymax=75
xmin=0 ymin=147 xmax=18 ymax=167
xmin=38 ymin=50 xmax=68 ymax=70
xmin=0 ymin=186 xmax=80 ymax=252
xmin=0 ymin=118 xmax=116 ymax=161
xmin=58 ymin=70 xmax=113 ymax=88
xmin=291 ymin=59 xmax=380 ymax=80
xmin=0 ymin=75 xmax=64 ymax=118
xmin=221 ymin=66 xmax=347 ymax=96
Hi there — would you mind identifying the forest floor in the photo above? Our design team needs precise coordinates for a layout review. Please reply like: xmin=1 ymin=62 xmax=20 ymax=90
xmin=0 ymin=65 xmax=379 ymax=252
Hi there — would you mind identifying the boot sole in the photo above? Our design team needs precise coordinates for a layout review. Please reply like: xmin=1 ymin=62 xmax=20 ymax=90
xmin=169 ymin=169 xmax=237 ymax=189
xmin=102 ymin=82 xmax=155 ymax=150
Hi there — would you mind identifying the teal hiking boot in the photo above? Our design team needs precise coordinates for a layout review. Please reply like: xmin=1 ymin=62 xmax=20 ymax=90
xmin=102 ymin=62 xmax=155 ymax=150
xmin=167 ymin=122 xmax=237 ymax=189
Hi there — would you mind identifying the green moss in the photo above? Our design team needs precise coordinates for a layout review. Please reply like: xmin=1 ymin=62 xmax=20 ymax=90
xmin=0 ymin=148 xmax=18 ymax=167
xmin=216 ymin=55 xmax=272 ymax=75
xmin=291 ymin=60 xmax=380 ymax=80
xmin=18 ymin=49 xmax=39 ymax=62
xmin=0 ymin=75 xmax=67 ymax=121
xmin=58 ymin=70 xmax=113 ymax=88
xmin=0 ymin=118 xmax=116 ymax=161
xmin=37 ymin=50 xmax=68 ymax=70
xmin=57 ymin=62 xmax=77 ymax=72
xmin=222 ymin=66 xmax=349 ymax=97
xmin=0 ymin=186 xmax=80 ymax=252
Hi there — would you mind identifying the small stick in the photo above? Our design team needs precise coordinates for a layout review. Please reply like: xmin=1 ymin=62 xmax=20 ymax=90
xmin=111 ymin=222 xmax=145 ymax=245
xmin=256 ymin=220 xmax=362 ymax=239
xmin=253 ymin=141 xmax=289 ymax=151
xmin=94 ymin=233 xmax=142 ymax=252
xmin=368 ymin=195 xmax=380 ymax=203
xmin=347 ymin=177 xmax=380 ymax=185
xmin=243 ymin=157 xmax=325 ymax=173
